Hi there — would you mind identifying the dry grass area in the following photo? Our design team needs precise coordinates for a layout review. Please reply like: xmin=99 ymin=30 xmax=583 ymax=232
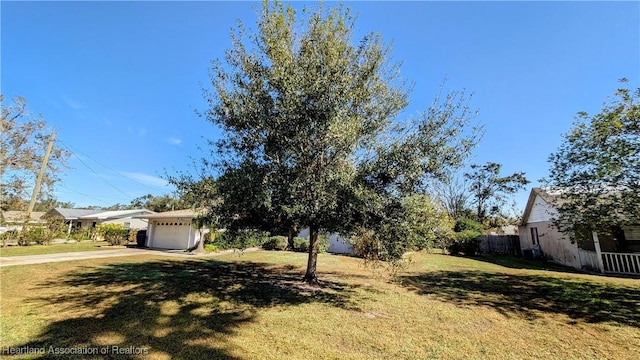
xmin=1 ymin=251 xmax=638 ymax=359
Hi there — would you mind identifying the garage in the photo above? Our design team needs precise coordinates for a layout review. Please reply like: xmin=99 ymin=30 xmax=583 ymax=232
xmin=150 ymin=220 xmax=192 ymax=249
xmin=136 ymin=209 xmax=206 ymax=250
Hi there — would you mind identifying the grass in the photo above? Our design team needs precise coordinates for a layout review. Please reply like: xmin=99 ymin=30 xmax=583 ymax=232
xmin=1 ymin=251 xmax=639 ymax=359
xmin=0 ymin=241 xmax=125 ymax=257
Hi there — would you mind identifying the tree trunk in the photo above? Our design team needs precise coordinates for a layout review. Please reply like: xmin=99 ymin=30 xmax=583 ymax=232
xmin=303 ymin=224 xmax=319 ymax=284
xmin=476 ymin=201 xmax=485 ymax=224
xmin=194 ymin=229 xmax=206 ymax=254
xmin=286 ymin=225 xmax=297 ymax=251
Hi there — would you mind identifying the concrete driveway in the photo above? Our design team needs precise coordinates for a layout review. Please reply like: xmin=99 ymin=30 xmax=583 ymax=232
xmin=0 ymin=247 xmax=261 ymax=267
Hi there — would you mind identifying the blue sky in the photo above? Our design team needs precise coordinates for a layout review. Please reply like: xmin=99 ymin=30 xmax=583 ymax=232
xmin=2 ymin=1 xmax=639 ymax=212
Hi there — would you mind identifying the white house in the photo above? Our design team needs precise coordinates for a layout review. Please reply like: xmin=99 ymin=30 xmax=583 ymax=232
xmin=0 ymin=211 xmax=46 ymax=233
xmin=43 ymin=208 xmax=102 ymax=235
xmin=43 ymin=208 xmax=153 ymax=235
xmin=136 ymin=209 xmax=208 ymax=250
xmin=297 ymin=228 xmax=355 ymax=255
xmin=43 ymin=208 xmax=100 ymax=225
xmin=519 ymin=188 xmax=640 ymax=275
xmin=78 ymin=209 xmax=154 ymax=230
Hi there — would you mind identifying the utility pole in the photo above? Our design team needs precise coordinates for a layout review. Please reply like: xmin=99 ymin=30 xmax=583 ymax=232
xmin=26 ymin=132 xmax=56 ymax=217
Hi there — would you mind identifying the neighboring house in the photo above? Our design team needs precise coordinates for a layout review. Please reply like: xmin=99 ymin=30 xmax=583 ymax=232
xmin=327 ymin=234 xmax=355 ymax=255
xmin=490 ymin=225 xmax=519 ymax=236
xmin=297 ymin=228 xmax=355 ymax=255
xmin=0 ymin=211 xmax=46 ymax=233
xmin=43 ymin=208 xmax=101 ymax=234
xmin=78 ymin=209 xmax=154 ymax=230
xmin=43 ymin=208 xmax=153 ymax=235
xmin=519 ymin=187 xmax=640 ymax=275
xmin=136 ymin=209 xmax=208 ymax=250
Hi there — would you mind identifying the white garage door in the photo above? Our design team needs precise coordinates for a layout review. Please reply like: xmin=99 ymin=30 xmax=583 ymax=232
xmin=152 ymin=220 xmax=191 ymax=249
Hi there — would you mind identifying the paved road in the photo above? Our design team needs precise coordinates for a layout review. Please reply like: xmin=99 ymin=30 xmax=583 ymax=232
xmin=0 ymin=247 xmax=260 ymax=267
xmin=0 ymin=249 xmax=154 ymax=267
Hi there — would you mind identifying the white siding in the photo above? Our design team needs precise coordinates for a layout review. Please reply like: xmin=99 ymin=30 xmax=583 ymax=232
xmin=327 ymin=234 xmax=354 ymax=254
xmin=103 ymin=218 xmax=148 ymax=229
xmin=520 ymin=221 xmax=582 ymax=269
xmin=527 ymin=195 xmax=558 ymax=223
xmin=298 ymin=228 xmax=354 ymax=254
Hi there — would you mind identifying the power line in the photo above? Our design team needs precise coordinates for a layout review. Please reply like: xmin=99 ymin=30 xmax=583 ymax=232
xmin=56 ymin=138 xmax=168 ymax=193
xmin=57 ymin=142 xmax=135 ymax=201
xmin=57 ymin=185 xmax=126 ymax=206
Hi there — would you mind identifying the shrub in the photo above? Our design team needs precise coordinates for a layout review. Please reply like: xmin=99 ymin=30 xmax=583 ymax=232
xmin=204 ymin=243 xmax=220 ymax=252
xmin=19 ymin=220 xmax=66 ymax=245
xmin=351 ymin=229 xmax=384 ymax=261
xmin=128 ymin=229 xmax=139 ymax=243
xmin=318 ymin=234 xmax=329 ymax=253
xmin=69 ymin=227 xmax=94 ymax=241
xmin=215 ymin=229 xmax=269 ymax=250
xmin=455 ymin=229 xmax=481 ymax=242
xmin=262 ymin=236 xmax=287 ymax=250
xmin=289 ymin=235 xmax=328 ymax=253
xmin=96 ymin=224 xmax=129 ymax=245
xmin=454 ymin=218 xmax=484 ymax=234
xmin=448 ymin=217 xmax=483 ymax=256
xmin=448 ymin=230 xmax=481 ymax=256
xmin=20 ymin=226 xmax=46 ymax=245
xmin=202 ymin=231 xmax=212 ymax=244
xmin=1 ymin=230 xmax=19 ymax=246
xmin=293 ymin=237 xmax=309 ymax=252
xmin=447 ymin=241 xmax=461 ymax=256
xmin=212 ymin=231 xmax=233 ymax=249
xmin=462 ymin=237 xmax=481 ymax=255
xmin=0 ymin=231 xmax=10 ymax=247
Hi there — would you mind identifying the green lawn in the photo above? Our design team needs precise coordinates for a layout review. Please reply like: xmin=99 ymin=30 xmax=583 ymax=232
xmin=0 ymin=241 xmax=128 ymax=257
xmin=1 ymin=251 xmax=638 ymax=359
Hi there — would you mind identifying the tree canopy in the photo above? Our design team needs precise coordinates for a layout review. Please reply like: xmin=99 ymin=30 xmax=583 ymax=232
xmin=431 ymin=174 xmax=473 ymax=221
xmin=181 ymin=1 xmax=481 ymax=282
xmin=129 ymin=193 xmax=187 ymax=213
xmin=547 ymin=79 xmax=640 ymax=239
xmin=1 ymin=95 xmax=69 ymax=212
xmin=464 ymin=162 xmax=529 ymax=226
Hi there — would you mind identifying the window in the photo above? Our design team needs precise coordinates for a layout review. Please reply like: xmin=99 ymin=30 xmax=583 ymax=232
xmin=92 ymin=222 xmax=97 ymax=228
xmin=76 ymin=222 xmax=82 ymax=228
xmin=530 ymin=227 xmax=539 ymax=245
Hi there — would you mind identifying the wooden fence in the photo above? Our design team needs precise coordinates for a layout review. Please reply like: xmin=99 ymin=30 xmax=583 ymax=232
xmin=478 ymin=235 xmax=521 ymax=256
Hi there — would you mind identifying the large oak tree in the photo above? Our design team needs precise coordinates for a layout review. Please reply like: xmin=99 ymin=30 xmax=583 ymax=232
xmin=190 ymin=1 xmax=480 ymax=282
xmin=547 ymin=79 xmax=639 ymax=241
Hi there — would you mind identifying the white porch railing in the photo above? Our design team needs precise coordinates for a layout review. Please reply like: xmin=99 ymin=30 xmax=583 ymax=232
xmin=578 ymin=249 xmax=640 ymax=275
xmin=601 ymin=252 xmax=640 ymax=274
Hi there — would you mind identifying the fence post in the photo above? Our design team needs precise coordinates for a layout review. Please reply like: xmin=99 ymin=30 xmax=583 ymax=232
xmin=592 ymin=231 xmax=605 ymax=273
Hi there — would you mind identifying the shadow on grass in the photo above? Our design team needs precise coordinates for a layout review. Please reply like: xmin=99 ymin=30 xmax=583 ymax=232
xmin=10 ymin=259 xmax=362 ymax=359
xmin=402 ymin=270 xmax=640 ymax=327
xmin=466 ymin=254 xmax=583 ymax=273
